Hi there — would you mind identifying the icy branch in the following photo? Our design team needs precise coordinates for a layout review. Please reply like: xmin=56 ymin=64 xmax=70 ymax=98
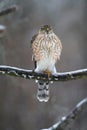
xmin=41 ymin=98 xmax=87 ymax=130
xmin=0 ymin=65 xmax=87 ymax=81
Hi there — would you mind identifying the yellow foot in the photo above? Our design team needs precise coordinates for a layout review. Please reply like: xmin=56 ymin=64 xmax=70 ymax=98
xmin=43 ymin=70 xmax=52 ymax=77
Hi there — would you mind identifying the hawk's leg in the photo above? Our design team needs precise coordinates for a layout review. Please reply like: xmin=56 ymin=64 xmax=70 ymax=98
xmin=43 ymin=69 xmax=52 ymax=77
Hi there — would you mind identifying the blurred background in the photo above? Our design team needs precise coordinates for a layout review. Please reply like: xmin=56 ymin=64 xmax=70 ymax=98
xmin=0 ymin=0 xmax=87 ymax=130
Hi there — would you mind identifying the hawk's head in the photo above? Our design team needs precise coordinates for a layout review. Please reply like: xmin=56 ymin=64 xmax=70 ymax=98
xmin=40 ymin=25 xmax=53 ymax=34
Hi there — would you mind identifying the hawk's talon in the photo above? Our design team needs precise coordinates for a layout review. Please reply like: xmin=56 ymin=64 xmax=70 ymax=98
xmin=43 ymin=70 xmax=52 ymax=78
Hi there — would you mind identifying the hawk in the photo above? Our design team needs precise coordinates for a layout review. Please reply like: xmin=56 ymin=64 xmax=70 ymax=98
xmin=31 ymin=25 xmax=62 ymax=102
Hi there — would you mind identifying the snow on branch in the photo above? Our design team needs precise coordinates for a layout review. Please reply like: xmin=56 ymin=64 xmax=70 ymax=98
xmin=0 ymin=65 xmax=87 ymax=81
xmin=0 ymin=25 xmax=6 ymax=36
xmin=41 ymin=98 xmax=87 ymax=130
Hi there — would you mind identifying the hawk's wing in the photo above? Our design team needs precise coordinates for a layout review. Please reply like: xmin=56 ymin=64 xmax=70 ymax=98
xmin=31 ymin=34 xmax=38 ymax=44
xmin=31 ymin=34 xmax=38 ymax=69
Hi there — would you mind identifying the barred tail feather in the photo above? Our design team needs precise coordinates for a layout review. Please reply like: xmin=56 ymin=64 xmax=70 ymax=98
xmin=37 ymin=81 xmax=49 ymax=102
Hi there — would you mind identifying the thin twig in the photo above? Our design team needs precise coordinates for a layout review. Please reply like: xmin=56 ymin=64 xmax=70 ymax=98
xmin=0 ymin=65 xmax=87 ymax=81
xmin=41 ymin=98 xmax=87 ymax=130
xmin=0 ymin=5 xmax=18 ymax=16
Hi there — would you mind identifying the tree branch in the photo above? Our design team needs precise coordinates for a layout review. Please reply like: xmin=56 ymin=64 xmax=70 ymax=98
xmin=0 ymin=65 xmax=87 ymax=81
xmin=0 ymin=5 xmax=17 ymax=37
xmin=41 ymin=98 xmax=87 ymax=130
xmin=0 ymin=25 xmax=6 ymax=36
xmin=0 ymin=5 xmax=18 ymax=17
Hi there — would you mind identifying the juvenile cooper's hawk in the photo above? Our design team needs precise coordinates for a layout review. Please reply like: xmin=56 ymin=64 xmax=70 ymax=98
xmin=31 ymin=25 xmax=62 ymax=102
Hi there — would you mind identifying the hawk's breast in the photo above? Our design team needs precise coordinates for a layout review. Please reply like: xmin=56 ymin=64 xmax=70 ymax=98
xmin=32 ymin=33 xmax=62 ymax=63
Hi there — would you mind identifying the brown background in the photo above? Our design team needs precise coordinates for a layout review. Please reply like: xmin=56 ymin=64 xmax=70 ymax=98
xmin=0 ymin=0 xmax=87 ymax=130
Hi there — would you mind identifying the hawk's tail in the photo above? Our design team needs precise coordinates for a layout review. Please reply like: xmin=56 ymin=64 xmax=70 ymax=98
xmin=37 ymin=81 xmax=49 ymax=102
